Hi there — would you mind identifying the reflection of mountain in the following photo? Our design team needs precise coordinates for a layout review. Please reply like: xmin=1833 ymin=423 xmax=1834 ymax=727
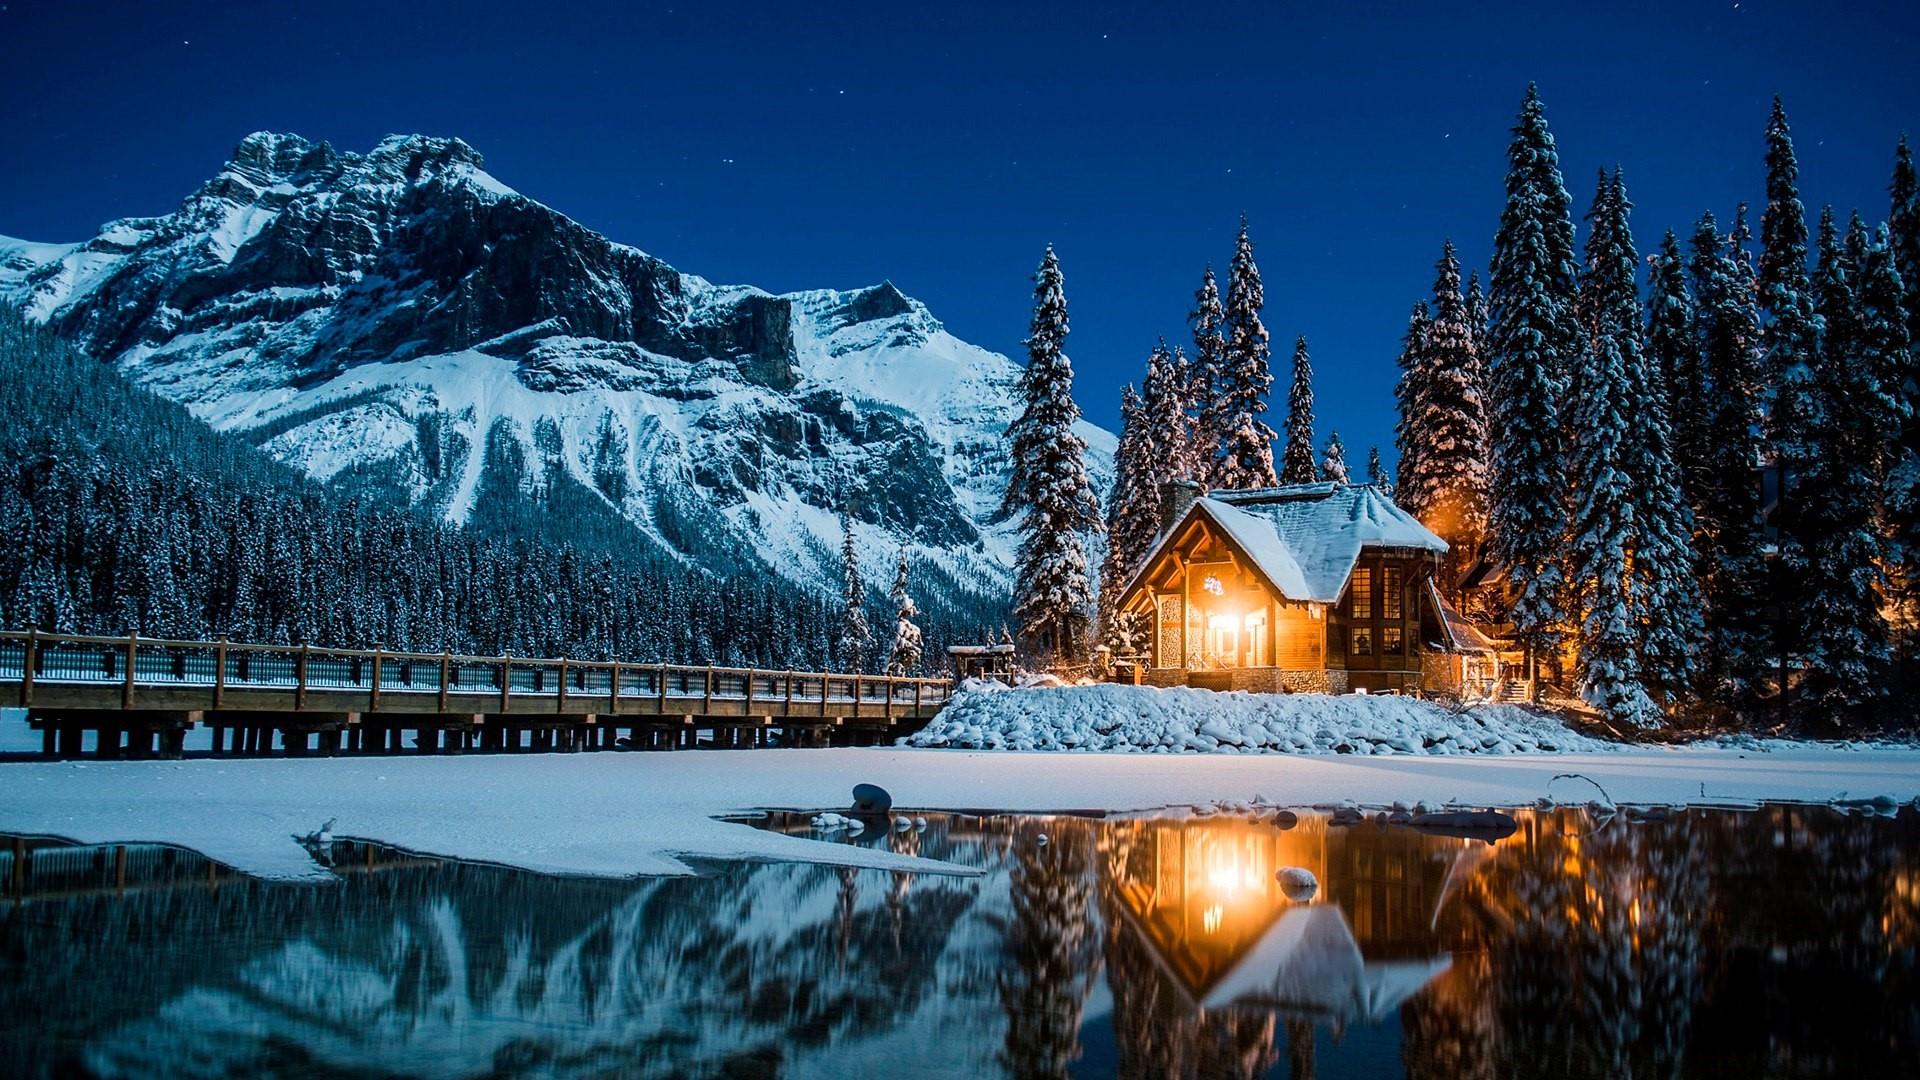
xmin=2 ymin=806 xmax=1915 ymax=1078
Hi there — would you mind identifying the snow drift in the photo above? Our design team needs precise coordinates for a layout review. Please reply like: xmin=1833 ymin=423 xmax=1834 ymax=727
xmin=905 ymin=681 xmax=1613 ymax=755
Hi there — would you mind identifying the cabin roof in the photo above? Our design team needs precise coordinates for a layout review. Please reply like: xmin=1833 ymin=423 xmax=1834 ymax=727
xmin=1426 ymin=580 xmax=1498 ymax=654
xmin=1148 ymin=483 xmax=1446 ymax=605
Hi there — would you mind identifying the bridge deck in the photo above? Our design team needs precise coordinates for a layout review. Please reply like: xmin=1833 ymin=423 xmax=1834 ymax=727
xmin=1 ymin=630 xmax=953 ymax=757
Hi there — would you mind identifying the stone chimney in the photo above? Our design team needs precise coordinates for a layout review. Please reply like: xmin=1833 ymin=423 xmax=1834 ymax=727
xmin=1157 ymin=479 xmax=1203 ymax=537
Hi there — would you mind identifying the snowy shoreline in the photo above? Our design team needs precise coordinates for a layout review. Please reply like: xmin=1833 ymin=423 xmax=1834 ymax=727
xmin=3 ymin=745 xmax=1917 ymax=884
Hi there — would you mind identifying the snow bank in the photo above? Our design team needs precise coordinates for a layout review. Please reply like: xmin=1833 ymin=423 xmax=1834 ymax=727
xmin=3 ymin=745 xmax=1918 ymax=884
xmin=907 ymin=682 xmax=1613 ymax=755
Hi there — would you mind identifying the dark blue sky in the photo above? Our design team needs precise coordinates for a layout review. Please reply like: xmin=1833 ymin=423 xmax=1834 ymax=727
xmin=4 ymin=1 xmax=1917 ymax=463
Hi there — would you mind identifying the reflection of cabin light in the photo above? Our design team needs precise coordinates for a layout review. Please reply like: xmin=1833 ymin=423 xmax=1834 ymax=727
xmin=1203 ymin=903 xmax=1224 ymax=934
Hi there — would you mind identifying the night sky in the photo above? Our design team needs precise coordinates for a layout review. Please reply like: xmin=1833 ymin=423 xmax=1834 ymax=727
xmin=4 ymin=1 xmax=1918 ymax=464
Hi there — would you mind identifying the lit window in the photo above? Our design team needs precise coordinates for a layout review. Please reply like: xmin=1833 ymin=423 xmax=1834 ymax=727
xmin=1351 ymin=628 xmax=1373 ymax=655
xmin=1383 ymin=627 xmax=1404 ymax=655
xmin=1351 ymin=567 xmax=1372 ymax=620
xmin=1383 ymin=567 xmax=1402 ymax=620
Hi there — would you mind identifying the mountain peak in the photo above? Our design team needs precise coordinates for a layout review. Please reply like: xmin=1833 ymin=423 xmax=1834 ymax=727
xmin=366 ymin=133 xmax=487 ymax=175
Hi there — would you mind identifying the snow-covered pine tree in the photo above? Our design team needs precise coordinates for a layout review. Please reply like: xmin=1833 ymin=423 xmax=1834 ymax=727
xmin=835 ymin=506 xmax=872 ymax=672
xmin=1603 ymin=172 xmax=1701 ymax=704
xmin=1098 ymin=384 xmax=1161 ymax=635
xmin=1689 ymin=209 xmax=1775 ymax=710
xmin=1465 ymin=270 xmax=1490 ymax=359
xmin=1366 ymin=446 xmax=1391 ymax=493
xmin=1392 ymin=300 xmax=1432 ymax=502
xmin=1647 ymin=229 xmax=1707 ymax=498
xmin=1188 ymin=266 xmax=1229 ymax=482
xmin=1139 ymin=337 xmax=1195 ymax=485
xmin=1216 ymin=219 xmax=1279 ymax=489
xmin=588 ymin=411 xmax=629 ymax=501
xmin=1892 ymin=136 xmax=1920 ymax=357
xmin=886 ymin=545 xmax=923 ymax=675
xmin=1796 ymin=208 xmax=1893 ymax=724
xmin=1486 ymin=85 xmax=1579 ymax=676
xmin=1401 ymin=241 xmax=1492 ymax=593
xmin=1320 ymin=431 xmax=1349 ymax=483
xmin=1002 ymin=246 xmax=1103 ymax=660
xmin=1568 ymin=173 xmax=1661 ymax=727
xmin=1759 ymin=100 xmax=1825 ymax=683
xmin=1864 ymin=227 xmax=1920 ymax=655
xmin=1279 ymin=336 xmax=1318 ymax=484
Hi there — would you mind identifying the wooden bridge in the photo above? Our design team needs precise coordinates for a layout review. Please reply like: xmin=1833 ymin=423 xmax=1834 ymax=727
xmin=0 ymin=630 xmax=953 ymax=758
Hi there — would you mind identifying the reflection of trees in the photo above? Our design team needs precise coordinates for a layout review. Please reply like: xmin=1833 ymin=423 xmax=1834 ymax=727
xmin=995 ymin=819 xmax=1102 ymax=1080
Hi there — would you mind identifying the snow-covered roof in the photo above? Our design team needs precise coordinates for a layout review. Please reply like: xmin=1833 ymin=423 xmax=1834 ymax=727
xmin=1175 ymin=483 xmax=1447 ymax=605
xmin=1426 ymin=580 xmax=1499 ymax=654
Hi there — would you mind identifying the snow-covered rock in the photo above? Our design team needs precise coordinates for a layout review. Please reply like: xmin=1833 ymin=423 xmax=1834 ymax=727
xmin=905 ymin=682 xmax=1613 ymax=755
xmin=0 ymin=132 xmax=1113 ymax=601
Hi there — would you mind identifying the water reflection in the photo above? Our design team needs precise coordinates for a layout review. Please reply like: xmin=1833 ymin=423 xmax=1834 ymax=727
xmin=1 ymin=805 xmax=1914 ymax=1078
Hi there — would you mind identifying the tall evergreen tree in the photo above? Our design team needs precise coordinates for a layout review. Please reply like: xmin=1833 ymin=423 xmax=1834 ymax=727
xmin=835 ymin=505 xmax=872 ymax=672
xmin=1759 ymin=100 xmax=1824 ymax=691
xmin=1567 ymin=173 xmax=1660 ymax=727
xmin=1486 ymin=85 xmax=1578 ymax=673
xmin=1647 ymin=230 xmax=1711 ymax=512
xmin=1399 ymin=242 xmax=1492 ymax=592
xmin=1392 ymin=301 xmax=1432 ymax=500
xmin=1866 ymin=227 xmax=1920 ymax=655
xmin=1320 ymin=431 xmax=1349 ymax=483
xmin=1098 ymin=384 xmax=1161 ymax=634
xmin=1689 ymin=209 xmax=1775 ymax=708
xmin=1608 ymin=173 xmax=1702 ymax=702
xmin=1138 ymin=337 xmax=1194 ymax=485
xmin=887 ymin=545 xmax=923 ymax=675
xmin=1797 ymin=208 xmax=1893 ymax=723
xmin=1279 ymin=336 xmax=1318 ymax=484
xmin=1891 ymin=136 xmax=1920 ymax=357
xmin=1187 ymin=265 xmax=1229 ymax=481
xmin=1215 ymin=218 xmax=1279 ymax=488
xmin=1464 ymin=271 xmax=1489 ymax=359
xmin=1002 ymin=246 xmax=1102 ymax=659
xmin=1366 ymin=446 xmax=1391 ymax=492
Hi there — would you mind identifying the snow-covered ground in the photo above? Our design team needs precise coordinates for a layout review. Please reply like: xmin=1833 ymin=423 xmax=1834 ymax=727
xmin=2 ymin=741 xmax=1916 ymax=884
xmin=910 ymin=681 xmax=1613 ymax=754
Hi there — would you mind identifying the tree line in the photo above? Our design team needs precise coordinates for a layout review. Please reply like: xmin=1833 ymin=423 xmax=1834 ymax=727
xmin=0 ymin=312 xmax=985 ymax=672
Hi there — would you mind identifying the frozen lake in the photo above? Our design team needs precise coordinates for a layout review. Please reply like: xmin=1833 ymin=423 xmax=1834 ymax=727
xmin=3 ymin=804 xmax=1915 ymax=1077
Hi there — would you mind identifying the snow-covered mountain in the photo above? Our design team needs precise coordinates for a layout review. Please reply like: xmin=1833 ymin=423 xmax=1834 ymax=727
xmin=0 ymin=132 xmax=1113 ymax=598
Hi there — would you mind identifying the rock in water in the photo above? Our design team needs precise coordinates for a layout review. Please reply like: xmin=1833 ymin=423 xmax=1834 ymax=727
xmin=1276 ymin=866 xmax=1318 ymax=902
xmin=851 ymin=784 xmax=892 ymax=814
xmin=1271 ymin=809 xmax=1299 ymax=830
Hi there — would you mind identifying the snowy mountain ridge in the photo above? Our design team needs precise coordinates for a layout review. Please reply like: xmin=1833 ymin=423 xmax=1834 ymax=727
xmin=0 ymin=131 xmax=1112 ymax=601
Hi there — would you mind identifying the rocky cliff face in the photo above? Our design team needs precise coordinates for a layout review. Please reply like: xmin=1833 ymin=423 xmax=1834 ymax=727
xmin=0 ymin=132 xmax=1112 ymax=599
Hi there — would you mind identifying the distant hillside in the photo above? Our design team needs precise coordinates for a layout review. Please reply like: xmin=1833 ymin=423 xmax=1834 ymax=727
xmin=0 ymin=311 xmax=981 ymax=667
xmin=0 ymin=131 xmax=1112 ymax=618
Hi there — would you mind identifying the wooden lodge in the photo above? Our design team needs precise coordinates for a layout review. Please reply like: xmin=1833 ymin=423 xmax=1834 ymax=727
xmin=1115 ymin=481 xmax=1479 ymax=695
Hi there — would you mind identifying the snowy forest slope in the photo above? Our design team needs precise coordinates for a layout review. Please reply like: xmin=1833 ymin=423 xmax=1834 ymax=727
xmin=0 ymin=131 xmax=1114 ymax=613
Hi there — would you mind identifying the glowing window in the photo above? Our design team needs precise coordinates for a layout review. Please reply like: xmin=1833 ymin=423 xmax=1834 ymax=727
xmin=1351 ymin=567 xmax=1372 ymax=620
xmin=1351 ymin=627 xmax=1373 ymax=655
xmin=1383 ymin=567 xmax=1403 ymax=619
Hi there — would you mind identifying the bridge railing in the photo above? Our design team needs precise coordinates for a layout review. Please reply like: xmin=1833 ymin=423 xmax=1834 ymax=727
xmin=0 ymin=630 xmax=952 ymax=714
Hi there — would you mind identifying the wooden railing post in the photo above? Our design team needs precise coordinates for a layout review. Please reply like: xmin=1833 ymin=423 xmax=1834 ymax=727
xmin=213 ymin=635 xmax=227 ymax=710
xmin=915 ymin=678 xmax=924 ymax=715
xmin=704 ymin=664 xmax=714 ymax=712
xmin=885 ymin=676 xmax=893 ymax=721
xmin=19 ymin=627 xmax=36 ymax=708
xmin=369 ymin=647 xmax=382 ymax=712
xmin=852 ymin=675 xmax=861 ymax=721
xmin=657 ymin=663 xmax=668 ymax=712
xmin=608 ymin=660 xmax=621 ymax=716
xmin=123 ymin=632 xmax=138 ymax=710
xmin=295 ymin=642 xmax=310 ymax=711
xmin=785 ymin=669 xmax=795 ymax=714
xmin=438 ymin=652 xmax=452 ymax=712
xmin=499 ymin=655 xmax=512 ymax=714
xmin=744 ymin=667 xmax=755 ymax=713
xmin=556 ymin=658 xmax=569 ymax=714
